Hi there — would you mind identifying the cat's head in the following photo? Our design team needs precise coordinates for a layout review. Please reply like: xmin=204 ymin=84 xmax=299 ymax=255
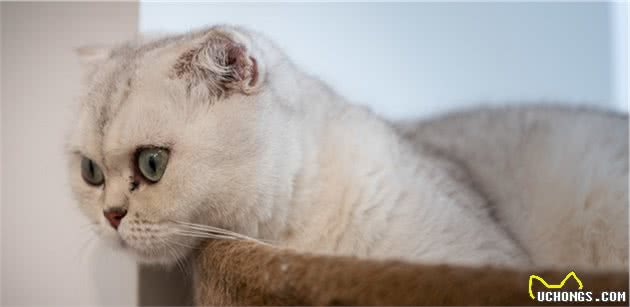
xmin=67 ymin=26 xmax=301 ymax=265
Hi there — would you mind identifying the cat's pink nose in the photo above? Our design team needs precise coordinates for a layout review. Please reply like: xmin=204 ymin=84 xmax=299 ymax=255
xmin=104 ymin=208 xmax=127 ymax=230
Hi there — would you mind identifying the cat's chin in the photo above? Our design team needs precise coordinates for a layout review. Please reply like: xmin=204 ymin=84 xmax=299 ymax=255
xmin=123 ymin=244 xmax=190 ymax=265
xmin=103 ymin=235 xmax=191 ymax=265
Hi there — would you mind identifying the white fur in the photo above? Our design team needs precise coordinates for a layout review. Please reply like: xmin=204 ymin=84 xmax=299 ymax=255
xmin=399 ymin=107 xmax=628 ymax=270
xmin=68 ymin=26 xmax=627 ymax=270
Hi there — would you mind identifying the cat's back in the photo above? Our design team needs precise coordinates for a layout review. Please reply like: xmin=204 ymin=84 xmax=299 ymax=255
xmin=397 ymin=105 xmax=628 ymax=270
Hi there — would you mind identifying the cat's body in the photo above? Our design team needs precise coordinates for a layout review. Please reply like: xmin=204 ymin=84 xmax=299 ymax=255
xmin=69 ymin=25 xmax=627 ymax=270
xmin=275 ymin=88 xmax=526 ymax=266
xmin=400 ymin=106 xmax=628 ymax=269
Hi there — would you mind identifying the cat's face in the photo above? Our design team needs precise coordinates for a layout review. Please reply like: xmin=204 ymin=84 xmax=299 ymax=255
xmin=68 ymin=27 xmax=298 ymax=264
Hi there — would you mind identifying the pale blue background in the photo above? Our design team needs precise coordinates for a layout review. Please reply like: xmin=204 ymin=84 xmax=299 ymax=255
xmin=140 ymin=2 xmax=628 ymax=119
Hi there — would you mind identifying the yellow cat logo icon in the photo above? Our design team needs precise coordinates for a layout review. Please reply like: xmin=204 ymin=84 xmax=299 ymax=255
xmin=528 ymin=271 xmax=583 ymax=299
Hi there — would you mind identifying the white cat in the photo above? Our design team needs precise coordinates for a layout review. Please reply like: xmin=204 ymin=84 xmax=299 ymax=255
xmin=68 ymin=25 xmax=627 ymax=270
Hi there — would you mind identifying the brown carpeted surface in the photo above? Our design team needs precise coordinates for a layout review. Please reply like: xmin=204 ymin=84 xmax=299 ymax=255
xmin=194 ymin=239 xmax=628 ymax=306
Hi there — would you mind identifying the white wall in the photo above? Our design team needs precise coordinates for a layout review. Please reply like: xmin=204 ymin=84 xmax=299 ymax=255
xmin=141 ymin=2 xmax=627 ymax=119
xmin=611 ymin=1 xmax=629 ymax=111
xmin=0 ymin=2 xmax=4 ymax=304
xmin=1 ymin=3 xmax=139 ymax=305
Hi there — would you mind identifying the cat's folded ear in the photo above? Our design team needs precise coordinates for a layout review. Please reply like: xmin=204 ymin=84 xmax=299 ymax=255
xmin=172 ymin=29 xmax=264 ymax=96
xmin=75 ymin=44 xmax=111 ymax=67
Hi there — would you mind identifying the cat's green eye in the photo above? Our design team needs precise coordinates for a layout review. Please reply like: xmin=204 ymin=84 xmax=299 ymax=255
xmin=81 ymin=157 xmax=104 ymax=186
xmin=137 ymin=148 xmax=169 ymax=183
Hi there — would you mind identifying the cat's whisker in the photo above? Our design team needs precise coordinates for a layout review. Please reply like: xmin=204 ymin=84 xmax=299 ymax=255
xmin=173 ymin=223 xmax=238 ymax=236
xmin=174 ymin=233 xmax=237 ymax=241
xmin=171 ymin=220 xmax=270 ymax=243
xmin=177 ymin=231 xmax=242 ymax=240
xmin=163 ymin=238 xmax=193 ymax=276
xmin=172 ymin=228 xmax=229 ymax=237
xmin=158 ymin=237 xmax=188 ymax=275
xmin=74 ymin=231 xmax=97 ymax=262
xmin=164 ymin=237 xmax=199 ymax=249
xmin=166 ymin=241 xmax=188 ymax=275
xmin=172 ymin=220 xmax=243 ymax=234
xmin=174 ymin=223 xmax=251 ymax=240
xmin=173 ymin=230 xmax=239 ymax=241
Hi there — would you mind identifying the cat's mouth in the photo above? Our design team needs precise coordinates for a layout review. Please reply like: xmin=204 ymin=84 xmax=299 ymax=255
xmin=103 ymin=219 xmax=257 ymax=264
xmin=119 ymin=233 xmax=197 ymax=264
xmin=108 ymin=220 xmax=199 ymax=264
